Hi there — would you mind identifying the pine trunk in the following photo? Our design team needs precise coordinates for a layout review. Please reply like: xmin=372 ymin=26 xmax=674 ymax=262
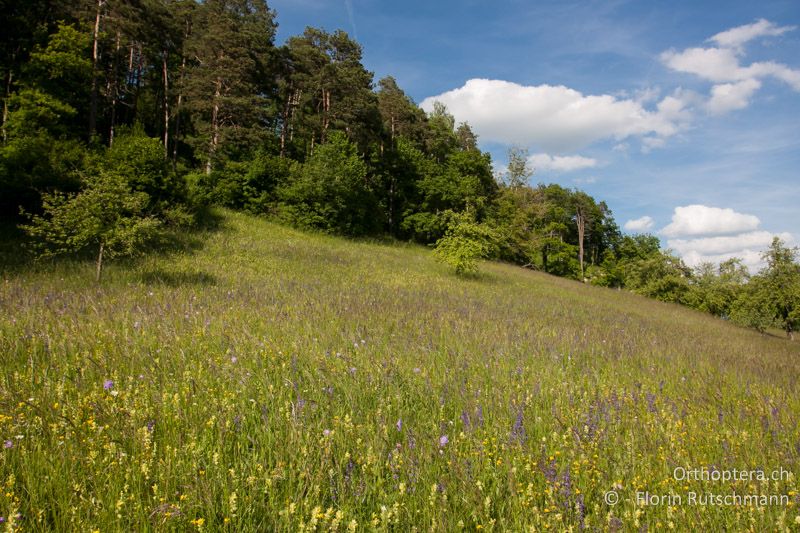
xmin=172 ymin=55 xmax=186 ymax=170
xmin=108 ymin=31 xmax=120 ymax=147
xmin=206 ymin=76 xmax=222 ymax=174
xmin=90 ymin=0 xmax=105 ymax=140
xmin=577 ymin=210 xmax=586 ymax=281
xmin=2 ymin=68 xmax=11 ymax=144
xmin=162 ymin=51 xmax=170 ymax=157
xmin=279 ymin=85 xmax=292 ymax=158
xmin=96 ymin=241 xmax=105 ymax=282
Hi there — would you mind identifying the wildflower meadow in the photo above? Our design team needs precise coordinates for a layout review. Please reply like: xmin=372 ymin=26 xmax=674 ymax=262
xmin=1 ymin=210 xmax=799 ymax=531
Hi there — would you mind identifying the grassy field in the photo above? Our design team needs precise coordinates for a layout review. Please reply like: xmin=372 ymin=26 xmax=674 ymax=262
xmin=1 ymin=209 xmax=799 ymax=531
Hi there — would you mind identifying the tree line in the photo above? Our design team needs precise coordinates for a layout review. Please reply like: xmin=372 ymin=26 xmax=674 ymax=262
xmin=1 ymin=0 xmax=797 ymax=338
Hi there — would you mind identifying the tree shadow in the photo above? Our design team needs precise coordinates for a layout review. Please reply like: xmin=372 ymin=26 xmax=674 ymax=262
xmin=0 ymin=206 xmax=227 ymax=277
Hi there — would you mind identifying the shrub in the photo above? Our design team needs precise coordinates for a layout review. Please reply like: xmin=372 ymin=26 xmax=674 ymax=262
xmin=433 ymin=211 xmax=499 ymax=275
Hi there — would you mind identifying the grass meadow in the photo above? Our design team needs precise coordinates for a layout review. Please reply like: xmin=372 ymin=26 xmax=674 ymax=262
xmin=1 ymin=209 xmax=799 ymax=531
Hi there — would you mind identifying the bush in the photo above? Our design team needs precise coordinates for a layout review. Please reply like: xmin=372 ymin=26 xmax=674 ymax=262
xmin=277 ymin=132 xmax=379 ymax=235
xmin=105 ymin=126 xmax=184 ymax=210
xmin=434 ymin=211 xmax=499 ymax=275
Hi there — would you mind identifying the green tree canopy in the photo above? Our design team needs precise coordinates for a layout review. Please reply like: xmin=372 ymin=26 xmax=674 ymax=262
xmin=21 ymin=170 xmax=160 ymax=281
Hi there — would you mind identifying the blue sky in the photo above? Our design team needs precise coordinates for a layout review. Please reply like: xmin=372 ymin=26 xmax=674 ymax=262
xmin=269 ymin=0 xmax=799 ymax=270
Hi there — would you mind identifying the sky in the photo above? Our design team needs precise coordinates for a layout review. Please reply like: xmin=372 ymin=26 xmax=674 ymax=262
xmin=268 ymin=0 xmax=800 ymax=271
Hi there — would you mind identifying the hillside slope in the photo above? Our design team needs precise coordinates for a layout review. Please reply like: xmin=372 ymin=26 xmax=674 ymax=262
xmin=1 ymin=210 xmax=799 ymax=531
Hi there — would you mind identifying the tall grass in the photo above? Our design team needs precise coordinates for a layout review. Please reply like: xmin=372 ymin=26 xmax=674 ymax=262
xmin=1 ymin=209 xmax=798 ymax=531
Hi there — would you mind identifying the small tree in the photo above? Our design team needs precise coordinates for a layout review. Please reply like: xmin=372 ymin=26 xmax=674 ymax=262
xmin=434 ymin=211 xmax=499 ymax=276
xmin=730 ymin=238 xmax=800 ymax=338
xmin=730 ymin=277 xmax=777 ymax=334
xmin=22 ymin=171 xmax=160 ymax=281
xmin=504 ymin=146 xmax=532 ymax=188
xmin=760 ymin=238 xmax=800 ymax=339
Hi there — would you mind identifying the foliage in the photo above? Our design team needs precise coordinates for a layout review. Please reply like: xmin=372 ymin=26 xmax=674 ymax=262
xmin=105 ymin=126 xmax=184 ymax=210
xmin=623 ymin=251 xmax=693 ymax=304
xmin=434 ymin=211 xmax=499 ymax=275
xmin=503 ymin=146 xmax=532 ymax=188
xmin=277 ymin=132 xmax=377 ymax=235
xmin=21 ymin=170 xmax=160 ymax=280
xmin=729 ymin=277 xmax=777 ymax=333
xmin=732 ymin=238 xmax=800 ymax=338
xmin=0 ymin=0 xmax=795 ymax=340
xmin=689 ymin=259 xmax=748 ymax=317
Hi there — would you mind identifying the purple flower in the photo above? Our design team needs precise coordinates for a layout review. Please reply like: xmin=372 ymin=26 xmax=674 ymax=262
xmin=395 ymin=419 xmax=402 ymax=431
xmin=230 ymin=356 xmax=238 ymax=364
xmin=3 ymin=440 xmax=12 ymax=449
xmin=103 ymin=379 xmax=114 ymax=390
xmin=439 ymin=435 xmax=449 ymax=447
xmin=0 ymin=517 xmax=5 ymax=523
xmin=323 ymin=429 xmax=332 ymax=437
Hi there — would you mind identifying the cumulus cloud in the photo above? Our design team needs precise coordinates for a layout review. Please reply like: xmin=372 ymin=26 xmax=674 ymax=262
xmin=527 ymin=153 xmax=598 ymax=172
xmin=623 ymin=216 xmax=655 ymax=232
xmin=661 ymin=205 xmax=760 ymax=238
xmin=669 ymin=231 xmax=794 ymax=271
xmin=706 ymin=79 xmax=762 ymax=114
xmin=661 ymin=19 xmax=800 ymax=114
xmin=709 ymin=18 xmax=795 ymax=50
xmin=419 ymin=79 xmax=690 ymax=152
xmin=660 ymin=204 xmax=792 ymax=271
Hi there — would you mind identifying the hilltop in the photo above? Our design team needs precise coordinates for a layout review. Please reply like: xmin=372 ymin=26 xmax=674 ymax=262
xmin=1 ymin=210 xmax=798 ymax=531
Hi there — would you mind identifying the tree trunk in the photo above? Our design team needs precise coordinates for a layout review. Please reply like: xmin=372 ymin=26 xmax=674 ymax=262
xmin=281 ymin=87 xmax=301 ymax=158
xmin=172 ymin=55 xmax=186 ymax=170
xmin=162 ymin=50 xmax=170 ymax=157
xmin=108 ymin=30 xmax=120 ymax=147
xmin=279 ymin=85 xmax=292 ymax=158
xmin=132 ymin=42 xmax=143 ymax=121
xmin=90 ymin=0 xmax=106 ymax=140
xmin=96 ymin=241 xmax=105 ymax=282
xmin=321 ymin=89 xmax=331 ymax=143
xmin=388 ymin=178 xmax=395 ymax=232
xmin=206 ymin=76 xmax=222 ymax=174
xmin=1 ymin=68 xmax=12 ymax=144
xmin=576 ymin=209 xmax=586 ymax=281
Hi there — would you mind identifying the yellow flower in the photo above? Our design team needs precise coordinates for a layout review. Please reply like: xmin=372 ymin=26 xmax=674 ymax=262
xmin=191 ymin=517 xmax=205 ymax=527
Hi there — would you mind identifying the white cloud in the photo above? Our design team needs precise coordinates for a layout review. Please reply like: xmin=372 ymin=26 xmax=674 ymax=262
xmin=419 ymin=79 xmax=689 ymax=152
xmin=624 ymin=216 xmax=655 ymax=232
xmin=709 ymin=18 xmax=795 ymax=50
xmin=660 ymin=204 xmax=760 ymax=238
xmin=661 ymin=47 xmax=743 ymax=83
xmin=669 ymin=231 xmax=794 ymax=271
xmin=707 ymin=79 xmax=761 ymax=114
xmin=527 ymin=153 xmax=598 ymax=172
xmin=662 ymin=47 xmax=800 ymax=90
xmin=641 ymin=136 xmax=666 ymax=153
xmin=612 ymin=142 xmax=629 ymax=152
xmin=661 ymin=19 xmax=800 ymax=114
xmin=669 ymin=230 xmax=782 ymax=255
xmin=660 ymin=204 xmax=793 ymax=272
